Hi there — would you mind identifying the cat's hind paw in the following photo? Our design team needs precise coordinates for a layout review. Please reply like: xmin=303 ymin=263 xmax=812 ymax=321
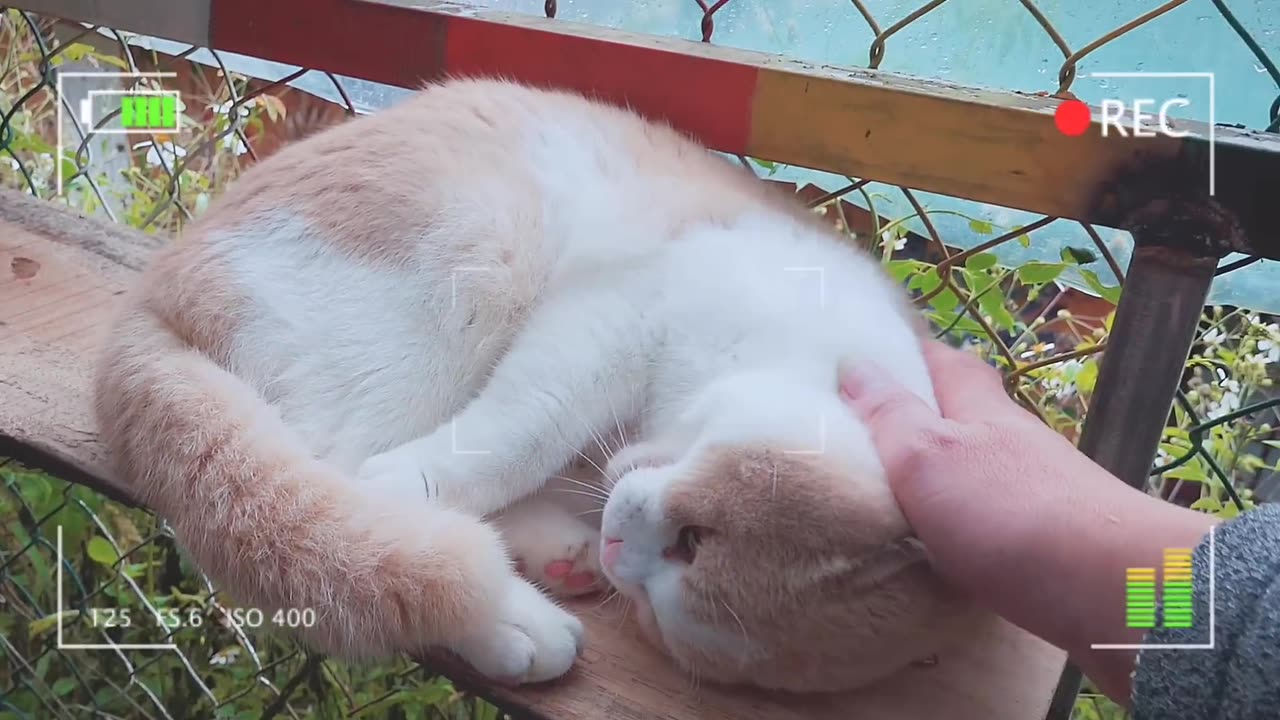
xmin=515 ymin=537 xmax=606 ymax=598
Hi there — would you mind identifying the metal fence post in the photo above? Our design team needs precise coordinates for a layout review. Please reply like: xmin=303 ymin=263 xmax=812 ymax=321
xmin=1043 ymin=243 xmax=1219 ymax=720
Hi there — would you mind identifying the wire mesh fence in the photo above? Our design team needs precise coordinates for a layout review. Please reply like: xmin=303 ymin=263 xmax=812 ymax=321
xmin=1 ymin=2 xmax=1278 ymax=719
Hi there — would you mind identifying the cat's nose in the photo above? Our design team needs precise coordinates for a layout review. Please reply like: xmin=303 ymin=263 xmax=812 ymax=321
xmin=602 ymin=537 xmax=624 ymax=570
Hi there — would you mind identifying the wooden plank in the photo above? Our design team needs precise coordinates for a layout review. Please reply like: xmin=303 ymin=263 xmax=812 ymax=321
xmin=0 ymin=189 xmax=1068 ymax=717
xmin=11 ymin=0 xmax=211 ymax=45
xmin=0 ymin=188 xmax=160 ymax=506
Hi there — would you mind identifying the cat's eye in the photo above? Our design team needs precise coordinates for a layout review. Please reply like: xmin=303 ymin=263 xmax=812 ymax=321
xmin=664 ymin=526 xmax=706 ymax=564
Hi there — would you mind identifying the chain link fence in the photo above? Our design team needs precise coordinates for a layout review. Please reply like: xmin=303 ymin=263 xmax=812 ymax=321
xmin=2 ymin=2 xmax=1279 ymax=719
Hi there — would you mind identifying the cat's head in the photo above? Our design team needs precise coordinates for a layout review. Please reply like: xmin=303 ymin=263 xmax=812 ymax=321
xmin=598 ymin=370 xmax=979 ymax=692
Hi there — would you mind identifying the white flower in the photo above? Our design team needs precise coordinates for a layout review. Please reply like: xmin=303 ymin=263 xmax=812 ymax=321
xmin=1202 ymin=327 xmax=1226 ymax=346
xmin=220 ymin=132 xmax=248 ymax=156
xmin=1019 ymin=341 xmax=1056 ymax=360
xmin=208 ymin=97 xmax=254 ymax=118
xmin=1258 ymin=338 xmax=1280 ymax=364
xmin=880 ymin=230 xmax=907 ymax=251
xmin=134 ymin=139 xmax=185 ymax=168
xmin=1208 ymin=378 xmax=1242 ymax=419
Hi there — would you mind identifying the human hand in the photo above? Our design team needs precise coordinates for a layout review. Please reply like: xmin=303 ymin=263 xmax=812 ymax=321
xmin=838 ymin=338 xmax=1216 ymax=704
xmin=838 ymin=339 xmax=1127 ymax=595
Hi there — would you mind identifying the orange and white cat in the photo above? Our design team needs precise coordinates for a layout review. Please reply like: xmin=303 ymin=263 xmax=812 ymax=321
xmin=95 ymin=78 xmax=977 ymax=692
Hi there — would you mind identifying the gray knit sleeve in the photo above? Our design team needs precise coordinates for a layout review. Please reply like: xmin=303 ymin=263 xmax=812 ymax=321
xmin=1131 ymin=503 xmax=1280 ymax=719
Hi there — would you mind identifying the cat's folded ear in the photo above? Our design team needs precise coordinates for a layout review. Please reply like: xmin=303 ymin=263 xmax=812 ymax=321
xmin=843 ymin=536 xmax=932 ymax=592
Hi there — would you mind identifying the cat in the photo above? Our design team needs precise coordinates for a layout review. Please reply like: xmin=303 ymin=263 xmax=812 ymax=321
xmin=94 ymin=77 xmax=979 ymax=692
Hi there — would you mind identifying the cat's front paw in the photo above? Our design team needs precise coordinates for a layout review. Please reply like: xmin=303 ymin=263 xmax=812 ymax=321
xmin=451 ymin=574 xmax=585 ymax=684
xmin=357 ymin=439 xmax=498 ymax=516
xmin=355 ymin=444 xmax=433 ymax=502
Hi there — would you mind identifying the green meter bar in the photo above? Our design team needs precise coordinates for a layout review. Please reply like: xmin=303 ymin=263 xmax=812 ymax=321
xmin=120 ymin=94 xmax=178 ymax=131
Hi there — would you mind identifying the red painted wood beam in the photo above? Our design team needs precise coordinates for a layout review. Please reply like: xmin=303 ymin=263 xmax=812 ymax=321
xmin=209 ymin=0 xmax=758 ymax=152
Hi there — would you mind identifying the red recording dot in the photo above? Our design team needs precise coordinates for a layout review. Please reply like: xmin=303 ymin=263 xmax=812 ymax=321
xmin=1054 ymin=100 xmax=1091 ymax=137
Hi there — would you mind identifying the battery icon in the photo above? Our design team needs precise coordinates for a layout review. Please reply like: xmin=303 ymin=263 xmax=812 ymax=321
xmin=77 ymin=90 xmax=181 ymax=133
xmin=121 ymin=95 xmax=176 ymax=129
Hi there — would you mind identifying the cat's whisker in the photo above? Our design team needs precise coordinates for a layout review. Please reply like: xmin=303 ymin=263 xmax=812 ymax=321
xmin=586 ymin=587 xmax=622 ymax=614
xmin=555 ymin=434 xmax=611 ymax=484
xmin=603 ymin=383 xmax=628 ymax=456
xmin=548 ymin=475 xmax=611 ymax=504
xmin=575 ymin=507 xmax=604 ymax=517
xmin=614 ymin=597 xmax=633 ymax=631
xmin=550 ymin=474 xmax=610 ymax=496
xmin=718 ymin=595 xmax=751 ymax=651
xmin=547 ymin=487 xmax=609 ymax=504
xmin=566 ymin=403 xmax=613 ymax=463
xmin=685 ymin=665 xmax=702 ymax=695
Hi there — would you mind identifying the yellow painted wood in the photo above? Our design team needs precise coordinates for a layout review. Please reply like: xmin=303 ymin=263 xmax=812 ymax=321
xmin=748 ymin=65 xmax=1186 ymax=223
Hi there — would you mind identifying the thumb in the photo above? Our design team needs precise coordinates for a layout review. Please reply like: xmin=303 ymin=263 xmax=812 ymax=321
xmin=837 ymin=360 xmax=946 ymax=483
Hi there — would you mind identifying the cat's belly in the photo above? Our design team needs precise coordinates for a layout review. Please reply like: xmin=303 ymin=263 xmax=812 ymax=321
xmin=214 ymin=221 xmax=545 ymax=474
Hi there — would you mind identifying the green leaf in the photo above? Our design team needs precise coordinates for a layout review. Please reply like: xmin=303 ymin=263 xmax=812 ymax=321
xmin=1164 ymin=463 xmax=1208 ymax=483
xmin=931 ymin=288 xmax=960 ymax=312
xmin=52 ymin=677 xmax=77 ymax=697
xmin=886 ymin=259 xmax=921 ymax=283
xmin=991 ymin=305 xmax=1017 ymax=333
xmin=1076 ymin=360 xmax=1099 ymax=395
xmin=912 ymin=269 xmax=943 ymax=295
xmin=1217 ymin=503 xmax=1241 ymax=520
xmin=86 ymin=536 xmax=119 ymax=567
xmin=8 ymin=131 xmax=54 ymax=155
xmin=1016 ymin=262 xmax=1066 ymax=285
xmin=967 ymin=218 xmax=995 ymax=234
xmin=59 ymin=155 xmax=79 ymax=186
xmin=1060 ymin=246 xmax=1098 ymax=265
xmin=1080 ymin=269 xmax=1122 ymax=304
xmin=964 ymin=252 xmax=999 ymax=271
xmin=1189 ymin=496 xmax=1222 ymax=512
xmin=1012 ymin=224 xmax=1031 ymax=247
xmin=92 ymin=52 xmax=129 ymax=70
xmin=28 ymin=610 xmax=78 ymax=640
xmin=974 ymin=286 xmax=1016 ymax=333
xmin=60 ymin=42 xmax=94 ymax=62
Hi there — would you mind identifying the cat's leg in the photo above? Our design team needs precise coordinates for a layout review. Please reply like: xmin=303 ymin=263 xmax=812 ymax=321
xmin=493 ymin=495 xmax=607 ymax=598
xmin=356 ymin=292 xmax=646 ymax=517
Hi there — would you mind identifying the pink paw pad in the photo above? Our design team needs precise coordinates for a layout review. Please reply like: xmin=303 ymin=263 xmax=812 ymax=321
xmin=544 ymin=559 xmax=575 ymax=579
xmin=564 ymin=571 xmax=597 ymax=590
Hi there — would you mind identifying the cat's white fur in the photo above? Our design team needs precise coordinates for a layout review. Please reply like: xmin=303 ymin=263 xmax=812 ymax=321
xmin=96 ymin=78 xmax=972 ymax=693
